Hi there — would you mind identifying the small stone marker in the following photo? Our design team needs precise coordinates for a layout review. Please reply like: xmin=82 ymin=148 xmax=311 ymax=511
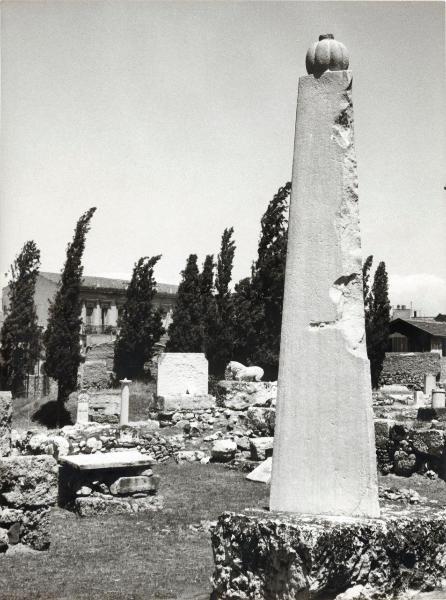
xmin=119 ymin=379 xmax=131 ymax=426
xmin=76 ymin=391 xmax=90 ymax=425
xmin=270 ymin=34 xmax=379 ymax=517
xmin=432 ymin=388 xmax=446 ymax=409
xmin=424 ymin=373 xmax=436 ymax=397
xmin=412 ymin=390 xmax=425 ymax=407
xmin=157 ymin=353 xmax=208 ymax=397
xmin=109 ymin=475 xmax=160 ymax=496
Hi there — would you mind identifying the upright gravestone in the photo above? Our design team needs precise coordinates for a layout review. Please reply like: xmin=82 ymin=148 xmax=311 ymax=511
xmin=270 ymin=34 xmax=379 ymax=517
xmin=157 ymin=353 xmax=208 ymax=397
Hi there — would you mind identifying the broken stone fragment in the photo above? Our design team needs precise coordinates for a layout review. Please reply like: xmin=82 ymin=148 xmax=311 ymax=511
xmin=211 ymin=439 xmax=237 ymax=463
xmin=109 ymin=475 xmax=160 ymax=496
xmin=250 ymin=437 xmax=274 ymax=462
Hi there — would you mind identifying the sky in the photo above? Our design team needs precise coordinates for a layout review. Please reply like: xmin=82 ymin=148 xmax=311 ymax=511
xmin=1 ymin=1 xmax=445 ymax=315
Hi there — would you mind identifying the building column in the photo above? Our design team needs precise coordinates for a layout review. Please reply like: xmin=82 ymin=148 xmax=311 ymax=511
xmin=92 ymin=302 xmax=101 ymax=327
xmin=109 ymin=303 xmax=119 ymax=328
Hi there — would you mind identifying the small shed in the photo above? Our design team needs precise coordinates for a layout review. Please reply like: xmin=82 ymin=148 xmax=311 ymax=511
xmin=388 ymin=318 xmax=446 ymax=356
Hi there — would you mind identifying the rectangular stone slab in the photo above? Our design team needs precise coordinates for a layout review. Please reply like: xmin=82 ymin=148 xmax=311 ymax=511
xmin=59 ymin=450 xmax=152 ymax=471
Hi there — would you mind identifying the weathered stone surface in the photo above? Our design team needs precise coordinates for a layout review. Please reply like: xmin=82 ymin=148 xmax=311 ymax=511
xmin=270 ymin=69 xmax=379 ymax=517
xmin=0 ymin=455 xmax=58 ymax=507
xmin=380 ymin=352 xmax=441 ymax=390
xmin=0 ymin=391 xmax=12 ymax=456
xmin=162 ymin=394 xmax=215 ymax=411
xmin=0 ymin=506 xmax=51 ymax=550
xmin=175 ymin=450 xmax=206 ymax=463
xmin=109 ymin=475 xmax=160 ymax=496
xmin=157 ymin=353 xmax=208 ymax=397
xmin=211 ymin=507 xmax=446 ymax=599
xmin=411 ymin=429 xmax=445 ymax=458
xmin=393 ymin=450 xmax=417 ymax=476
xmin=249 ymin=437 xmax=273 ymax=461
xmin=374 ymin=419 xmax=394 ymax=449
xmin=75 ymin=494 xmax=163 ymax=517
xmin=245 ymin=407 xmax=275 ymax=436
xmin=82 ymin=360 xmax=112 ymax=390
xmin=246 ymin=457 xmax=272 ymax=484
xmin=216 ymin=381 xmax=276 ymax=411
xmin=211 ymin=439 xmax=237 ymax=463
xmin=60 ymin=450 xmax=152 ymax=471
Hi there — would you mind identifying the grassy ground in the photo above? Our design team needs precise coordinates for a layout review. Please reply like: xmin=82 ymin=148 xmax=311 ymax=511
xmin=0 ymin=462 xmax=269 ymax=600
xmin=1 ymin=462 xmax=446 ymax=599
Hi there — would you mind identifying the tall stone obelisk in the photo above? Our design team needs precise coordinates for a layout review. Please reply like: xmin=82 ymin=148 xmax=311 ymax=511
xmin=270 ymin=35 xmax=379 ymax=517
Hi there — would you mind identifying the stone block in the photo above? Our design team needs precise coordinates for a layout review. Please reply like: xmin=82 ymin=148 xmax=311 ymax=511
xmin=393 ymin=450 xmax=417 ymax=476
xmin=0 ymin=455 xmax=58 ymax=508
xmin=246 ymin=457 xmax=272 ymax=484
xmin=162 ymin=394 xmax=215 ymax=411
xmin=157 ymin=353 xmax=208 ymax=397
xmin=0 ymin=506 xmax=51 ymax=551
xmin=109 ymin=475 xmax=160 ymax=496
xmin=216 ymin=381 xmax=277 ymax=411
xmin=211 ymin=439 xmax=237 ymax=463
xmin=374 ymin=419 xmax=393 ymax=449
xmin=245 ymin=406 xmax=275 ymax=436
xmin=211 ymin=507 xmax=446 ymax=599
xmin=411 ymin=429 xmax=445 ymax=458
xmin=250 ymin=437 xmax=274 ymax=461
xmin=0 ymin=391 xmax=12 ymax=456
xmin=75 ymin=494 xmax=163 ymax=517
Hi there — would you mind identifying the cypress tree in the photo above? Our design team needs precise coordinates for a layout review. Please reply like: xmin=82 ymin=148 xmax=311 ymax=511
xmin=166 ymin=254 xmax=203 ymax=352
xmin=250 ymin=182 xmax=291 ymax=378
xmin=113 ymin=255 xmax=165 ymax=380
xmin=231 ymin=276 xmax=260 ymax=366
xmin=0 ymin=241 xmax=41 ymax=396
xmin=362 ymin=254 xmax=374 ymax=357
xmin=199 ymin=254 xmax=218 ymax=356
xmin=44 ymin=207 xmax=96 ymax=422
xmin=210 ymin=227 xmax=236 ymax=375
xmin=368 ymin=261 xmax=391 ymax=388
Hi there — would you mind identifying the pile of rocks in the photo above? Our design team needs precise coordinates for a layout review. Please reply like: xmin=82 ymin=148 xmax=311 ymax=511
xmin=12 ymin=422 xmax=184 ymax=462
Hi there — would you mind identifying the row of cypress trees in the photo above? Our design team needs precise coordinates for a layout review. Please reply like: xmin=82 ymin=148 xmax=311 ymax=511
xmin=0 ymin=187 xmax=392 ymax=420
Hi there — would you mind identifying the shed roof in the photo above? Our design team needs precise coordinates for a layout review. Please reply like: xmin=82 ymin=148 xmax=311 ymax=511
xmin=40 ymin=272 xmax=178 ymax=296
xmin=391 ymin=318 xmax=446 ymax=338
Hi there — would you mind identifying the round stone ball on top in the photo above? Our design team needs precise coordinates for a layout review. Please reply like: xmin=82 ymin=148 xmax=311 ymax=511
xmin=305 ymin=34 xmax=349 ymax=77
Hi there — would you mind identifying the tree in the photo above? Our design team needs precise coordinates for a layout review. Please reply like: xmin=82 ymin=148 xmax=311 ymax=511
xmin=232 ymin=182 xmax=291 ymax=379
xmin=166 ymin=254 xmax=203 ymax=352
xmin=0 ymin=241 xmax=41 ymax=396
xmin=362 ymin=254 xmax=374 ymax=356
xmin=209 ymin=228 xmax=236 ymax=375
xmin=367 ymin=261 xmax=391 ymax=388
xmin=44 ymin=207 xmax=96 ymax=422
xmin=199 ymin=254 xmax=218 ymax=356
xmin=113 ymin=256 xmax=165 ymax=380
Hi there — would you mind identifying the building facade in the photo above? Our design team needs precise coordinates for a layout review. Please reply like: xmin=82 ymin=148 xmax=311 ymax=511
xmin=2 ymin=272 xmax=178 ymax=336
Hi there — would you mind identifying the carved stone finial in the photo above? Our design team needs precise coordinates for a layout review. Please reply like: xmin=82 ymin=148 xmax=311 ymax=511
xmin=306 ymin=34 xmax=349 ymax=76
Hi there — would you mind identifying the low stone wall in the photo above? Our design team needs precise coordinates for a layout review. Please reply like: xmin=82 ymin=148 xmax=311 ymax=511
xmin=0 ymin=392 xmax=12 ymax=456
xmin=375 ymin=416 xmax=446 ymax=477
xmin=380 ymin=352 xmax=441 ymax=390
xmin=12 ymin=422 xmax=184 ymax=463
xmin=0 ymin=455 xmax=58 ymax=552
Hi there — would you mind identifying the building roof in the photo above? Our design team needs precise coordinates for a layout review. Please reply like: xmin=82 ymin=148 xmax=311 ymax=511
xmin=391 ymin=318 xmax=446 ymax=338
xmin=40 ymin=272 xmax=178 ymax=295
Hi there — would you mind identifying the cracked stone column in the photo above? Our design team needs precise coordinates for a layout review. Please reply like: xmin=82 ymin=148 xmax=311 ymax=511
xmin=270 ymin=35 xmax=379 ymax=517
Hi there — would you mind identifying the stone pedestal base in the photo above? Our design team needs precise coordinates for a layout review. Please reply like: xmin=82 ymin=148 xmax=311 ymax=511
xmin=211 ymin=506 xmax=446 ymax=599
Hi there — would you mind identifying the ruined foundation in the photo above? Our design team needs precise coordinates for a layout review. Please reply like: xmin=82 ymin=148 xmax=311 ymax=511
xmin=211 ymin=507 xmax=446 ymax=599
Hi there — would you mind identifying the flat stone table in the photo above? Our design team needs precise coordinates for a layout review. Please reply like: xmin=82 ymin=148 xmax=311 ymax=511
xmin=59 ymin=450 xmax=163 ymax=516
